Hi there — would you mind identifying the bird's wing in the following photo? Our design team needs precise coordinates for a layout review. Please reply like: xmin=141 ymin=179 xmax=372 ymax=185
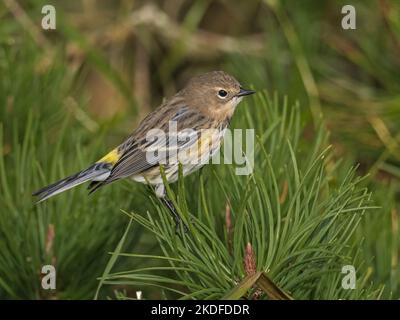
xmin=89 ymin=103 xmax=210 ymax=192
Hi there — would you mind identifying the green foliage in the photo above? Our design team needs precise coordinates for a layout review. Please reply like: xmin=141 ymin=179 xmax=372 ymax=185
xmin=97 ymin=93 xmax=380 ymax=299
xmin=0 ymin=0 xmax=399 ymax=300
xmin=0 ymin=32 xmax=153 ymax=299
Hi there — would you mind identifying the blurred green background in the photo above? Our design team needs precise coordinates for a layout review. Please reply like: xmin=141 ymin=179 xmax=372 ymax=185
xmin=0 ymin=0 xmax=399 ymax=299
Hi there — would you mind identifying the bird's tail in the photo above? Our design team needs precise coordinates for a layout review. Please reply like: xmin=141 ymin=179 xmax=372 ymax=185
xmin=32 ymin=163 xmax=111 ymax=203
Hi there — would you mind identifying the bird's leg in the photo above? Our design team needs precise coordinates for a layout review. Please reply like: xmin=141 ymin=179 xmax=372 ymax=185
xmin=162 ymin=197 xmax=189 ymax=233
xmin=155 ymin=183 xmax=188 ymax=233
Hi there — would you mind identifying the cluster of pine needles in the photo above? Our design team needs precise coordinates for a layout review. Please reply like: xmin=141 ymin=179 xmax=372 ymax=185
xmin=0 ymin=0 xmax=399 ymax=299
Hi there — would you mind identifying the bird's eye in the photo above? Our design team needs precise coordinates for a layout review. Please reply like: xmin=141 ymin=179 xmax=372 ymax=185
xmin=217 ymin=89 xmax=228 ymax=99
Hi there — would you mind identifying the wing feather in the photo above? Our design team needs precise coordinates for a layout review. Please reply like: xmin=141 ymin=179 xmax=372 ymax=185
xmin=89 ymin=101 xmax=210 ymax=192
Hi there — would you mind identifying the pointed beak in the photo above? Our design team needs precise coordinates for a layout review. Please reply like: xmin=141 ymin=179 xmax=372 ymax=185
xmin=237 ymin=87 xmax=256 ymax=97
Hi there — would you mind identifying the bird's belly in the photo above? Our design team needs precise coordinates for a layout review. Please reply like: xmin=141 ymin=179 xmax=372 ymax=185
xmin=131 ymin=162 xmax=205 ymax=185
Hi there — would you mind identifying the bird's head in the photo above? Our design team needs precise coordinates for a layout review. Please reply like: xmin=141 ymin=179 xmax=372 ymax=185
xmin=181 ymin=71 xmax=255 ymax=121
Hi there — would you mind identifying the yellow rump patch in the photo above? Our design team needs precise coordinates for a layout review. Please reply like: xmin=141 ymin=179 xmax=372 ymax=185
xmin=97 ymin=148 xmax=120 ymax=165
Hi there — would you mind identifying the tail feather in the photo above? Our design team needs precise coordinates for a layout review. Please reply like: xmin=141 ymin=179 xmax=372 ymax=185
xmin=33 ymin=163 xmax=111 ymax=203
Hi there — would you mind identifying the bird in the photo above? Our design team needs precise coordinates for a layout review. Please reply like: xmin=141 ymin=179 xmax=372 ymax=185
xmin=33 ymin=71 xmax=255 ymax=229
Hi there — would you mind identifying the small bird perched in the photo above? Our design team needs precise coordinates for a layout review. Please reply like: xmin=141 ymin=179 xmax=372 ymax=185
xmin=33 ymin=71 xmax=255 ymax=228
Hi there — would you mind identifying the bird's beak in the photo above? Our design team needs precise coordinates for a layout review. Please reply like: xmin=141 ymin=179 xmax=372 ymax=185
xmin=237 ymin=87 xmax=256 ymax=97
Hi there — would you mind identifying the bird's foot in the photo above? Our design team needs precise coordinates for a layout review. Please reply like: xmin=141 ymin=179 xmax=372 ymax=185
xmin=173 ymin=215 xmax=189 ymax=234
xmin=162 ymin=198 xmax=189 ymax=234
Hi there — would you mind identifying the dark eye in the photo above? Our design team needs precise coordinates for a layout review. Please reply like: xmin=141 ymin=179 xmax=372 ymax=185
xmin=218 ymin=89 xmax=228 ymax=98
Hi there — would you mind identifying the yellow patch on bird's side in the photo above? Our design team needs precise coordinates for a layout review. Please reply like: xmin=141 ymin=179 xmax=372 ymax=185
xmin=97 ymin=148 xmax=120 ymax=165
xmin=182 ymin=129 xmax=222 ymax=162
